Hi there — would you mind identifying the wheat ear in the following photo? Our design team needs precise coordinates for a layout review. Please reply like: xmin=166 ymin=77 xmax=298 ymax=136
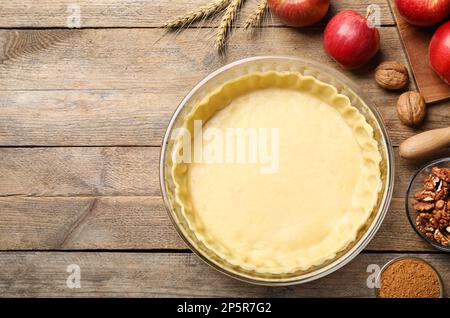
xmin=215 ymin=0 xmax=245 ymax=51
xmin=164 ymin=0 xmax=230 ymax=29
xmin=244 ymin=0 xmax=268 ymax=30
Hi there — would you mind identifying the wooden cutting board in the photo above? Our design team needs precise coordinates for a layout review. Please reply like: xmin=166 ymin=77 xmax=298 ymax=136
xmin=390 ymin=1 xmax=450 ymax=103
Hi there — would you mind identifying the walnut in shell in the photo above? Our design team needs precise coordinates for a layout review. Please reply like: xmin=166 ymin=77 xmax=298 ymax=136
xmin=375 ymin=61 xmax=409 ymax=90
xmin=396 ymin=91 xmax=426 ymax=127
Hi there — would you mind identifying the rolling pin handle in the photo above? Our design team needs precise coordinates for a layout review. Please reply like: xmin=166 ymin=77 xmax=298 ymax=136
xmin=399 ymin=127 xmax=450 ymax=159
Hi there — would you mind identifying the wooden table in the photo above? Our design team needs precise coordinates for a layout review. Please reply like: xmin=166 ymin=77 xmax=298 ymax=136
xmin=0 ymin=0 xmax=449 ymax=297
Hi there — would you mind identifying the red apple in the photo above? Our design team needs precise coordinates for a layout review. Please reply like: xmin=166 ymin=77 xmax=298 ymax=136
xmin=429 ymin=21 xmax=450 ymax=85
xmin=268 ymin=0 xmax=330 ymax=27
xmin=395 ymin=0 xmax=450 ymax=27
xmin=323 ymin=10 xmax=380 ymax=70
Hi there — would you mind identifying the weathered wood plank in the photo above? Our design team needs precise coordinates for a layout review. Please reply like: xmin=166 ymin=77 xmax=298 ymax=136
xmin=0 ymin=89 xmax=171 ymax=146
xmin=0 ymin=88 xmax=448 ymax=147
xmin=0 ymin=0 xmax=394 ymax=28
xmin=0 ymin=145 xmax=445 ymax=252
xmin=0 ymin=28 xmax=448 ymax=146
xmin=0 ymin=28 xmax=407 ymax=91
xmin=1 ymin=91 xmax=448 ymax=148
xmin=0 ymin=196 xmax=434 ymax=251
xmin=0 ymin=252 xmax=448 ymax=297
xmin=0 ymin=147 xmax=161 ymax=197
xmin=0 ymin=196 xmax=183 ymax=250
xmin=0 ymin=146 xmax=439 ymax=198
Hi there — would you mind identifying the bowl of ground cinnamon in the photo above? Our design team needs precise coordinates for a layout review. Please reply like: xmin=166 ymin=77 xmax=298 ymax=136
xmin=376 ymin=257 xmax=443 ymax=298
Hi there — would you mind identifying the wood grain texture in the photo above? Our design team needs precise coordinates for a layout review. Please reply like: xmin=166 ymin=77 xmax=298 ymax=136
xmin=0 ymin=196 xmax=435 ymax=251
xmin=0 ymin=90 xmax=172 ymax=146
xmin=0 ymin=147 xmax=442 ymax=198
xmin=1 ymin=28 xmax=449 ymax=146
xmin=0 ymin=28 xmax=407 ymax=91
xmin=0 ymin=0 xmax=394 ymax=28
xmin=0 ymin=0 xmax=449 ymax=298
xmin=0 ymin=147 xmax=161 ymax=197
xmin=0 ymin=252 xmax=449 ymax=297
xmin=1 ymin=88 xmax=449 ymax=147
xmin=0 ymin=196 xmax=183 ymax=250
xmin=0 ymin=146 xmax=440 ymax=198
xmin=390 ymin=1 xmax=450 ymax=103
xmin=0 ymin=146 xmax=447 ymax=251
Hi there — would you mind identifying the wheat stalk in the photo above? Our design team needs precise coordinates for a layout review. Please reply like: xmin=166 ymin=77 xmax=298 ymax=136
xmin=164 ymin=0 xmax=230 ymax=29
xmin=244 ymin=0 xmax=268 ymax=30
xmin=215 ymin=0 xmax=245 ymax=52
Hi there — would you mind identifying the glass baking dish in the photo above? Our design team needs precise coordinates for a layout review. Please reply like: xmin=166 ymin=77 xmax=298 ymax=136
xmin=160 ymin=56 xmax=394 ymax=285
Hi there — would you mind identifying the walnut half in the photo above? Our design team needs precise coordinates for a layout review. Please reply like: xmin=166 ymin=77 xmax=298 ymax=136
xmin=434 ymin=229 xmax=450 ymax=246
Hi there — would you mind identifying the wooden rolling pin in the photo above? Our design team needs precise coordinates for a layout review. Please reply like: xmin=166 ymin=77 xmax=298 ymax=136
xmin=400 ymin=127 xmax=450 ymax=159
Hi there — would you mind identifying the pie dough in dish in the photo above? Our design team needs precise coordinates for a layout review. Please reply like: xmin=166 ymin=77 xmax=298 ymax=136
xmin=172 ymin=71 xmax=382 ymax=274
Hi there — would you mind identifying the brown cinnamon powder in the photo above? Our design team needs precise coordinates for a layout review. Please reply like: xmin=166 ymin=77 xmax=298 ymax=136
xmin=378 ymin=258 xmax=441 ymax=298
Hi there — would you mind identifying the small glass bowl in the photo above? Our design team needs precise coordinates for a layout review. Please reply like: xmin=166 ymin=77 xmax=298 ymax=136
xmin=406 ymin=157 xmax=450 ymax=252
xmin=375 ymin=256 xmax=444 ymax=298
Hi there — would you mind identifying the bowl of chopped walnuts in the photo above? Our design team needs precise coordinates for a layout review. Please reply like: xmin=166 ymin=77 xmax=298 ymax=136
xmin=407 ymin=157 xmax=450 ymax=251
